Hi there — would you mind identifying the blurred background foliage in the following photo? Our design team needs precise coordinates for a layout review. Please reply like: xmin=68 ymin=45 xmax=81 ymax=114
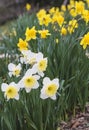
xmin=0 ymin=0 xmax=70 ymax=24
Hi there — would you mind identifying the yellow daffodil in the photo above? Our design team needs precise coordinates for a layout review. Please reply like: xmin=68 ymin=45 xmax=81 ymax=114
xmin=57 ymin=15 xmax=64 ymax=27
xmin=25 ymin=26 xmax=37 ymax=41
xmin=17 ymin=38 xmax=28 ymax=51
xmin=61 ymin=5 xmax=66 ymax=12
xmin=26 ymin=3 xmax=31 ymax=11
xmin=37 ymin=9 xmax=46 ymax=19
xmin=38 ymin=14 xmax=52 ymax=26
xmin=55 ymin=38 xmax=59 ymax=44
xmin=60 ymin=27 xmax=67 ymax=35
xmin=75 ymin=1 xmax=85 ymax=15
xmin=38 ymin=29 xmax=51 ymax=39
xmin=68 ymin=19 xmax=78 ymax=34
xmin=80 ymin=32 xmax=89 ymax=49
xmin=82 ymin=9 xmax=89 ymax=24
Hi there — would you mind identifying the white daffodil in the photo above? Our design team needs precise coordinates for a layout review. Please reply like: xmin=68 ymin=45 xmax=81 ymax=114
xmin=17 ymin=67 xmax=40 ymax=93
xmin=40 ymin=77 xmax=59 ymax=100
xmin=8 ymin=63 xmax=21 ymax=77
xmin=20 ymin=50 xmax=37 ymax=65
xmin=1 ymin=82 xmax=20 ymax=100
xmin=33 ymin=52 xmax=48 ymax=77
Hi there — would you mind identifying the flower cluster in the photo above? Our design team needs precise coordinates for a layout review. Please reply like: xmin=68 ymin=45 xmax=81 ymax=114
xmin=1 ymin=49 xmax=59 ymax=101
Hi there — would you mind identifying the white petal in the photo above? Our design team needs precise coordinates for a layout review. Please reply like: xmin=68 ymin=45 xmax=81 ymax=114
xmin=15 ymin=94 xmax=19 ymax=100
xmin=38 ymin=71 xmax=44 ymax=77
xmin=9 ymin=82 xmax=16 ymax=86
xmin=25 ymin=88 xmax=31 ymax=93
xmin=1 ymin=83 xmax=8 ymax=91
xmin=25 ymin=68 xmax=32 ymax=76
xmin=34 ymin=75 xmax=40 ymax=80
xmin=20 ymin=57 xmax=24 ymax=64
xmin=32 ymin=64 xmax=38 ymax=74
xmin=52 ymin=78 xmax=59 ymax=88
xmin=36 ymin=52 xmax=43 ymax=61
xmin=40 ymin=93 xmax=48 ymax=99
xmin=16 ymin=63 xmax=21 ymax=70
xmin=43 ymin=77 xmax=50 ymax=85
xmin=17 ymin=79 xmax=24 ymax=88
xmin=51 ymin=95 xmax=56 ymax=100
xmin=8 ymin=72 xmax=12 ymax=77
xmin=8 ymin=63 xmax=15 ymax=71
xmin=33 ymin=82 xmax=39 ymax=89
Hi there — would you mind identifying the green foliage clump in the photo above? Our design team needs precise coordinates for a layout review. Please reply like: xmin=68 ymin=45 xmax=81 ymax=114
xmin=0 ymin=1 xmax=89 ymax=130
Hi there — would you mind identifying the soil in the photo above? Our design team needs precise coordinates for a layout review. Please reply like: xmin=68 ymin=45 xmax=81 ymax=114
xmin=58 ymin=104 xmax=89 ymax=130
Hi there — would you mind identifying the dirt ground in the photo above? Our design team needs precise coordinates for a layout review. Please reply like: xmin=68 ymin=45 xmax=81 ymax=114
xmin=58 ymin=104 xmax=89 ymax=130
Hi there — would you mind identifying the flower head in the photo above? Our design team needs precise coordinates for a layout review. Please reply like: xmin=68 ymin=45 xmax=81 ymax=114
xmin=17 ymin=38 xmax=28 ymax=51
xmin=8 ymin=63 xmax=21 ymax=77
xmin=26 ymin=3 xmax=31 ymax=11
xmin=60 ymin=27 xmax=67 ymax=35
xmin=33 ymin=52 xmax=48 ymax=77
xmin=18 ymin=68 xmax=40 ymax=93
xmin=38 ymin=14 xmax=52 ymax=26
xmin=38 ymin=29 xmax=51 ymax=39
xmin=80 ymin=32 xmax=89 ymax=49
xmin=25 ymin=26 xmax=37 ymax=41
xmin=68 ymin=19 xmax=78 ymax=34
xmin=1 ymin=82 xmax=19 ymax=100
xmin=40 ymin=77 xmax=59 ymax=100
xmin=20 ymin=50 xmax=37 ymax=65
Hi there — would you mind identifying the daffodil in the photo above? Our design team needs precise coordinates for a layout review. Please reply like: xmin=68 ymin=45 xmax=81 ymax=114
xmin=25 ymin=26 xmax=37 ymax=41
xmin=55 ymin=38 xmax=59 ymax=44
xmin=18 ymin=68 xmax=40 ymax=93
xmin=80 ymin=32 xmax=89 ymax=49
xmin=1 ymin=82 xmax=19 ymax=100
xmin=57 ymin=15 xmax=64 ymax=27
xmin=40 ymin=77 xmax=59 ymax=100
xmin=20 ymin=50 xmax=37 ymax=65
xmin=49 ymin=7 xmax=55 ymax=15
xmin=60 ymin=27 xmax=67 ymax=35
xmin=33 ymin=52 xmax=48 ymax=77
xmin=82 ymin=9 xmax=89 ymax=24
xmin=61 ymin=5 xmax=66 ymax=12
xmin=36 ymin=9 xmax=46 ymax=19
xmin=26 ymin=3 xmax=31 ymax=11
xmin=38 ymin=14 xmax=52 ymax=26
xmin=8 ymin=63 xmax=21 ymax=77
xmin=38 ymin=29 xmax=51 ymax=39
xmin=17 ymin=38 xmax=28 ymax=51
xmin=68 ymin=19 xmax=78 ymax=34
xmin=75 ymin=1 xmax=85 ymax=15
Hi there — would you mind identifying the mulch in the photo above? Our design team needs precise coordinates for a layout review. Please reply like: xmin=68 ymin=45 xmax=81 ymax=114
xmin=58 ymin=104 xmax=89 ymax=130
